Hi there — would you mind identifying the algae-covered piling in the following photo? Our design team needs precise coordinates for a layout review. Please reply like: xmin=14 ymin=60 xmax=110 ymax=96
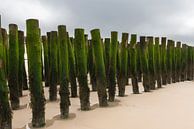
xmin=58 ymin=25 xmax=70 ymax=118
xmin=108 ymin=31 xmax=118 ymax=101
xmin=18 ymin=30 xmax=25 ymax=96
xmin=129 ymin=34 xmax=139 ymax=93
xmin=139 ymin=36 xmax=150 ymax=92
xmin=161 ymin=37 xmax=167 ymax=85
xmin=49 ymin=31 xmax=58 ymax=101
xmin=118 ymin=33 xmax=128 ymax=96
xmin=8 ymin=24 xmax=20 ymax=110
xmin=74 ymin=28 xmax=90 ymax=110
xmin=154 ymin=37 xmax=162 ymax=88
xmin=0 ymin=28 xmax=12 ymax=129
xmin=91 ymin=29 xmax=108 ymax=107
xmin=26 ymin=19 xmax=45 ymax=127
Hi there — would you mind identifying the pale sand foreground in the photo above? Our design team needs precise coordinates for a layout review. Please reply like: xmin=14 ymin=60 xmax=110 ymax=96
xmin=13 ymin=81 xmax=194 ymax=129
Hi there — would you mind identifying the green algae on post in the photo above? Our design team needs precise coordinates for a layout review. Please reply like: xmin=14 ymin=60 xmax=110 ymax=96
xmin=118 ymin=33 xmax=128 ymax=96
xmin=129 ymin=34 xmax=139 ymax=93
xmin=88 ymin=40 xmax=97 ymax=91
xmin=166 ymin=40 xmax=173 ymax=84
xmin=18 ymin=30 xmax=25 ymax=97
xmin=67 ymin=33 xmax=78 ymax=97
xmin=8 ymin=24 xmax=20 ymax=110
xmin=74 ymin=28 xmax=90 ymax=111
xmin=187 ymin=45 xmax=193 ymax=80
xmin=161 ymin=37 xmax=167 ymax=85
xmin=58 ymin=25 xmax=70 ymax=118
xmin=1 ymin=28 xmax=8 ymax=79
xmin=49 ymin=31 xmax=58 ymax=101
xmin=42 ymin=36 xmax=49 ymax=87
xmin=139 ymin=36 xmax=150 ymax=92
xmin=147 ymin=36 xmax=156 ymax=90
xmin=26 ymin=19 xmax=45 ymax=127
xmin=154 ymin=37 xmax=162 ymax=88
xmin=108 ymin=31 xmax=118 ymax=101
xmin=104 ymin=38 xmax=111 ymax=84
xmin=171 ymin=41 xmax=176 ymax=83
xmin=0 ymin=28 xmax=12 ymax=129
xmin=91 ymin=29 xmax=108 ymax=107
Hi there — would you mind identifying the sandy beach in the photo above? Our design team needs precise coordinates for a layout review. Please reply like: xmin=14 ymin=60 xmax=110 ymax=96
xmin=13 ymin=81 xmax=194 ymax=129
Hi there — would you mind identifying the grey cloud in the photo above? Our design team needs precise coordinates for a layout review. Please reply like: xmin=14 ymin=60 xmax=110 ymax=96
xmin=0 ymin=0 xmax=194 ymax=44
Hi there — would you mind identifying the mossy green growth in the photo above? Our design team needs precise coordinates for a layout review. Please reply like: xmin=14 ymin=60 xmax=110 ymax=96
xmin=26 ymin=19 xmax=45 ymax=127
xmin=171 ymin=41 xmax=176 ymax=83
xmin=117 ymin=42 xmax=121 ymax=79
xmin=49 ymin=31 xmax=58 ymax=101
xmin=58 ymin=25 xmax=70 ymax=118
xmin=154 ymin=37 xmax=162 ymax=88
xmin=8 ymin=24 xmax=20 ymax=110
xmin=91 ymin=29 xmax=108 ymax=107
xmin=18 ymin=30 xmax=25 ymax=96
xmin=181 ymin=44 xmax=188 ymax=81
xmin=46 ymin=32 xmax=51 ymax=87
xmin=161 ymin=37 xmax=167 ymax=85
xmin=166 ymin=40 xmax=173 ymax=84
xmin=104 ymin=38 xmax=111 ymax=81
xmin=147 ymin=36 xmax=156 ymax=90
xmin=74 ymin=28 xmax=90 ymax=110
xmin=136 ymin=42 xmax=142 ymax=82
xmin=129 ymin=34 xmax=139 ymax=93
xmin=67 ymin=33 xmax=78 ymax=97
xmin=118 ymin=33 xmax=128 ymax=96
xmin=175 ymin=42 xmax=181 ymax=82
xmin=88 ymin=40 xmax=97 ymax=91
xmin=0 ymin=28 xmax=12 ymax=129
xmin=139 ymin=36 xmax=150 ymax=92
xmin=42 ymin=36 xmax=49 ymax=87
xmin=1 ymin=28 xmax=8 ymax=79
xmin=187 ymin=45 xmax=193 ymax=80
xmin=108 ymin=31 xmax=118 ymax=101
xmin=85 ymin=34 xmax=89 ymax=73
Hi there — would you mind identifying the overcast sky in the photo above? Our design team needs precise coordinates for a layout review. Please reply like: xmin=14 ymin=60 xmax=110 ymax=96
xmin=0 ymin=0 xmax=194 ymax=44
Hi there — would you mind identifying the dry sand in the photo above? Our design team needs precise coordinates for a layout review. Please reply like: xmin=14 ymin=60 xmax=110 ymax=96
xmin=13 ymin=81 xmax=194 ymax=129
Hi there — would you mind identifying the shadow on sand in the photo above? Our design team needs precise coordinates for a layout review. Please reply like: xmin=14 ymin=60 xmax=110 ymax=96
xmin=16 ymin=113 xmax=76 ymax=129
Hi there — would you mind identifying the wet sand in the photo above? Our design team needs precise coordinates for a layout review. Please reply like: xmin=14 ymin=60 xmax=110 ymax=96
xmin=13 ymin=81 xmax=194 ymax=129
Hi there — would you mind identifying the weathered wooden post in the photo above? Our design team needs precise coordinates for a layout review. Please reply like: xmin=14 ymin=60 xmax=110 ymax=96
xmin=74 ymin=28 xmax=90 ymax=110
xmin=175 ymin=42 xmax=181 ymax=82
xmin=147 ymin=36 xmax=156 ymax=90
xmin=166 ymin=40 xmax=173 ymax=84
xmin=118 ymin=33 xmax=128 ymax=96
xmin=161 ymin=37 xmax=167 ymax=85
xmin=171 ymin=41 xmax=176 ymax=83
xmin=1 ymin=28 xmax=8 ymax=79
xmin=104 ymin=38 xmax=111 ymax=87
xmin=0 ymin=28 xmax=12 ymax=129
xmin=58 ymin=25 xmax=70 ymax=118
xmin=91 ymin=29 xmax=108 ymax=107
xmin=67 ymin=33 xmax=78 ymax=97
xmin=18 ymin=30 xmax=25 ymax=96
xmin=8 ymin=24 xmax=20 ymax=109
xmin=42 ymin=36 xmax=49 ymax=87
xmin=49 ymin=31 xmax=58 ymax=101
xmin=187 ymin=45 xmax=193 ymax=80
xmin=26 ymin=19 xmax=45 ymax=127
xmin=139 ymin=36 xmax=150 ymax=92
xmin=129 ymin=34 xmax=139 ymax=93
xmin=181 ymin=44 xmax=188 ymax=81
xmin=154 ymin=37 xmax=162 ymax=88
xmin=108 ymin=31 xmax=118 ymax=101
xmin=88 ymin=40 xmax=97 ymax=91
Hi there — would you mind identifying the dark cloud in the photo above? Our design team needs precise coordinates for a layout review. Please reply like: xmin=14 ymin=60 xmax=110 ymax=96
xmin=0 ymin=0 xmax=194 ymax=44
